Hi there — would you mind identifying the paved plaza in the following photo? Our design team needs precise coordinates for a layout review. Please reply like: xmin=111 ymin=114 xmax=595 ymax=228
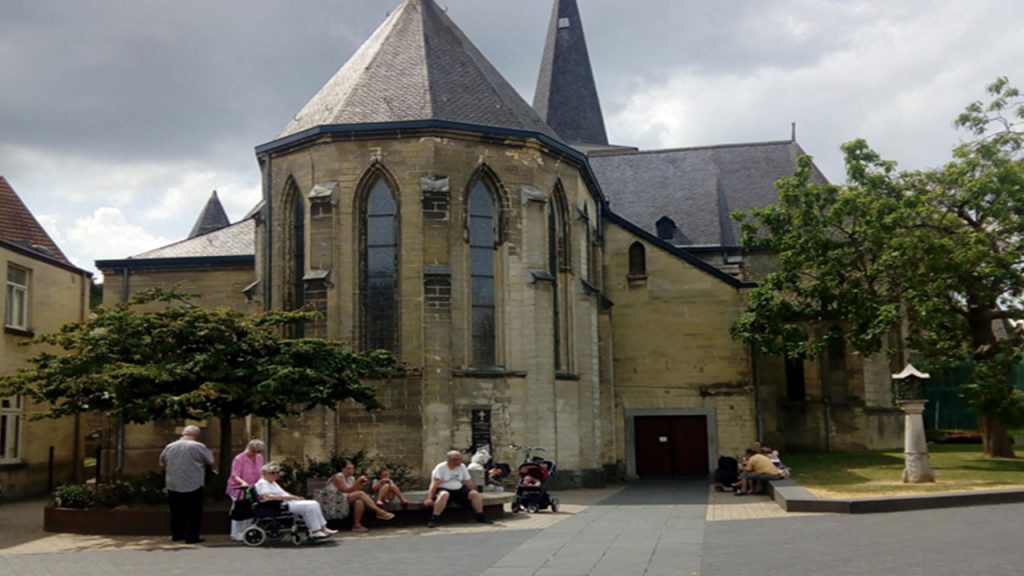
xmin=2 ymin=482 xmax=1022 ymax=575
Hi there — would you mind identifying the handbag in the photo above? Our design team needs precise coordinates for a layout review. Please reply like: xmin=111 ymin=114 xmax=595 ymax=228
xmin=229 ymin=497 xmax=253 ymax=521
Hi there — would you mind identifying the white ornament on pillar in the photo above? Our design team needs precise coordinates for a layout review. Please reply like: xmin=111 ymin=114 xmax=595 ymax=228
xmin=893 ymin=364 xmax=935 ymax=484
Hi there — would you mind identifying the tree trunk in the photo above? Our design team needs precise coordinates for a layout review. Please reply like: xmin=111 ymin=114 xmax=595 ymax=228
xmin=979 ymin=413 xmax=1015 ymax=458
xmin=218 ymin=414 xmax=233 ymax=496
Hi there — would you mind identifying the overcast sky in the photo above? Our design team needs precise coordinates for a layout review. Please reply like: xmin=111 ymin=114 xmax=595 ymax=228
xmin=1 ymin=0 xmax=1022 ymax=275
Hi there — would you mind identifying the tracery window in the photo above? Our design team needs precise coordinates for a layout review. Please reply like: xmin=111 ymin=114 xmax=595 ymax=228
xmin=548 ymin=186 xmax=571 ymax=371
xmin=468 ymin=179 xmax=497 ymax=366
xmin=363 ymin=175 xmax=399 ymax=353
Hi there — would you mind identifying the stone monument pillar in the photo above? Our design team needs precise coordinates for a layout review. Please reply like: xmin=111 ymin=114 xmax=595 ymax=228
xmin=892 ymin=364 xmax=935 ymax=484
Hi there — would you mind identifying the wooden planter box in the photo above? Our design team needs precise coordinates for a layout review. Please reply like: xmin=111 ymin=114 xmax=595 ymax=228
xmin=44 ymin=505 xmax=230 ymax=535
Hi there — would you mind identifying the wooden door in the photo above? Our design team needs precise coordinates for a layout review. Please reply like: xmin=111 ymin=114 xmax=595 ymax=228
xmin=634 ymin=415 xmax=709 ymax=478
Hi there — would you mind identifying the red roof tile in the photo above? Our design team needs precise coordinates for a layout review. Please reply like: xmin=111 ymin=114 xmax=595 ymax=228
xmin=0 ymin=175 xmax=72 ymax=266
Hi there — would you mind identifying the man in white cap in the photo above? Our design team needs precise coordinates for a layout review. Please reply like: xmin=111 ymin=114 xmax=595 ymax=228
xmin=424 ymin=450 xmax=493 ymax=528
xmin=159 ymin=425 xmax=215 ymax=543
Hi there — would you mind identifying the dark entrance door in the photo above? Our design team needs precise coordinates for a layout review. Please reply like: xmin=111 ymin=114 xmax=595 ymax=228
xmin=634 ymin=415 xmax=709 ymax=478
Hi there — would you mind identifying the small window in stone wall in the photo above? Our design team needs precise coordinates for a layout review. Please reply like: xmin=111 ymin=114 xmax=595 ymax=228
xmin=785 ymin=357 xmax=807 ymax=402
xmin=628 ymin=242 xmax=646 ymax=277
xmin=826 ymin=336 xmax=849 ymax=403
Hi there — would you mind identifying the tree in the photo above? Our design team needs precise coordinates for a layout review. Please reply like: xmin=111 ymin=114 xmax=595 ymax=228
xmin=732 ymin=78 xmax=1024 ymax=458
xmin=0 ymin=288 xmax=399 ymax=485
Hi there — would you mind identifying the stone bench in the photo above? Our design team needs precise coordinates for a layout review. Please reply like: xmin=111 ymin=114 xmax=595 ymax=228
xmin=379 ymin=489 xmax=513 ymax=513
xmin=307 ymin=478 xmax=512 ymax=522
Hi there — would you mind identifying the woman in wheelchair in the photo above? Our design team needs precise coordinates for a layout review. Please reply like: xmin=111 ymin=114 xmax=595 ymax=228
xmin=255 ymin=463 xmax=337 ymax=539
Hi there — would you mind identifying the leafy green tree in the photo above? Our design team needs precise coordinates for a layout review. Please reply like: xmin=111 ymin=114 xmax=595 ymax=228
xmin=733 ymin=78 xmax=1024 ymax=457
xmin=0 ymin=288 xmax=398 ymax=485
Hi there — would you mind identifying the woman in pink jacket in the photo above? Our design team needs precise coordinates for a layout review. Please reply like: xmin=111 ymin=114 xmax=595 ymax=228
xmin=227 ymin=439 xmax=265 ymax=541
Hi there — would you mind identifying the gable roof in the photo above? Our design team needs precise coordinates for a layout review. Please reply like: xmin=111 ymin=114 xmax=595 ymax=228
xmin=279 ymin=0 xmax=559 ymax=141
xmin=533 ymin=0 xmax=609 ymax=146
xmin=188 ymin=190 xmax=231 ymax=239
xmin=130 ymin=218 xmax=255 ymax=260
xmin=0 ymin=175 xmax=73 ymax=266
xmin=589 ymin=140 xmax=829 ymax=247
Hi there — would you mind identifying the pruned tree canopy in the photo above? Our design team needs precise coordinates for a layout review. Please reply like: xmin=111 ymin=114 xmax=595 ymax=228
xmin=0 ymin=288 xmax=399 ymax=482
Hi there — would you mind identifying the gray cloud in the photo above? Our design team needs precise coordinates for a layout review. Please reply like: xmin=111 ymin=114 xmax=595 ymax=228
xmin=0 ymin=0 xmax=1022 ymax=272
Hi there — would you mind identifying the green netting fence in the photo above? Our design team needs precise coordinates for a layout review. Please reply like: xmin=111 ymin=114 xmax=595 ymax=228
xmin=922 ymin=360 xmax=1024 ymax=430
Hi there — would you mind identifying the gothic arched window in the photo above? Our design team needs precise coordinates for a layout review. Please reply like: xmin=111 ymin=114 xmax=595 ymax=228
xmin=362 ymin=174 xmax=399 ymax=353
xmin=628 ymin=241 xmax=646 ymax=277
xmin=548 ymin=185 xmax=571 ymax=371
xmin=468 ymin=179 xmax=497 ymax=366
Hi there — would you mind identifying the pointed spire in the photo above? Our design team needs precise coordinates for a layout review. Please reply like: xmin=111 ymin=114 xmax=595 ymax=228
xmin=533 ymin=0 xmax=609 ymax=146
xmin=189 ymin=190 xmax=231 ymax=239
xmin=281 ymin=0 xmax=558 ymax=141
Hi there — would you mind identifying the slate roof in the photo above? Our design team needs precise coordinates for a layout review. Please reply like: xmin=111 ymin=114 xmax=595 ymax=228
xmin=533 ymin=0 xmax=609 ymax=146
xmin=280 ymin=0 xmax=559 ymax=141
xmin=0 ymin=175 xmax=73 ymax=266
xmin=188 ymin=190 xmax=231 ymax=239
xmin=130 ymin=218 xmax=255 ymax=260
xmin=589 ymin=140 xmax=829 ymax=247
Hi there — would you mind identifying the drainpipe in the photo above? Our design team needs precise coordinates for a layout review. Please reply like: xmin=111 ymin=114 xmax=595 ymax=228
xmin=821 ymin=349 xmax=832 ymax=453
xmin=116 ymin=267 xmax=129 ymax=474
xmin=751 ymin=342 xmax=764 ymax=442
xmin=260 ymin=154 xmax=273 ymax=460
xmin=262 ymin=154 xmax=273 ymax=310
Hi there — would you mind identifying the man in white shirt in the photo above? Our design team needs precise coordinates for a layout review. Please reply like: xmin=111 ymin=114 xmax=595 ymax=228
xmin=424 ymin=450 xmax=493 ymax=528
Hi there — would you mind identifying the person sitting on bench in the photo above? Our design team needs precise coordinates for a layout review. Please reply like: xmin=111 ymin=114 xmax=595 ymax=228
xmin=424 ymin=451 xmax=494 ymax=528
xmin=735 ymin=448 xmax=783 ymax=495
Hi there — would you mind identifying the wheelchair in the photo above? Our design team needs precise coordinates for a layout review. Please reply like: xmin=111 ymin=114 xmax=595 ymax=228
xmin=239 ymin=488 xmax=314 ymax=547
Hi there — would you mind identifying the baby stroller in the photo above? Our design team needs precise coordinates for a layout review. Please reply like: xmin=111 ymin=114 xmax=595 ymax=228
xmin=238 ymin=486 xmax=314 ymax=547
xmin=508 ymin=445 xmax=559 ymax=514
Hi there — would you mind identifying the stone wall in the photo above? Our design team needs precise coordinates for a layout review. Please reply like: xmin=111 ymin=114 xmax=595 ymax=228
xmin=602 ymin=224 xmax=757 ymax=476
xmin=258 ymin=131 xmax=605 ymax=482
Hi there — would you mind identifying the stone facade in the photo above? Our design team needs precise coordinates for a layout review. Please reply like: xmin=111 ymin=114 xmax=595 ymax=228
xmin=257 ymin=131 xmax=606 ymax=484
xmin=1 ymin=244 xmax=91 ymax=498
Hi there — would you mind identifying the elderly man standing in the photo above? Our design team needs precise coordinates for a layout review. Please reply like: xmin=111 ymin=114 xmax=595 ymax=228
xmin=424 ymin=450 xmax=494 ymax=528
xmin=159 ymin=425 xmax=215 ymax=543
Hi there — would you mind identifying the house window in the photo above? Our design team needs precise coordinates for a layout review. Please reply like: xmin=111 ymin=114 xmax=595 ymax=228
xmin=5 ymin=266 xmax=28 ymax=330
xmin=0 ymin=396 xmax=21 ymax=464
xmin=363 ymin=175 xmax=399 ymax=353
xmin=468 ymin=179 xmax=497 ymax=367
xmin=628 ymin=242 xmax=646 ymax=277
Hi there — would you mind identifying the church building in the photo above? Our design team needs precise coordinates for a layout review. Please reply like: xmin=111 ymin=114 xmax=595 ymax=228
xmin=99 ymin=0 xmax=902 ymax=484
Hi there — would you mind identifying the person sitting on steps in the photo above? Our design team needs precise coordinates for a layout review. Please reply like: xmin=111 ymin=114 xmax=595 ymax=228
xmin=328 ymin=460 xmax=395 ymax=533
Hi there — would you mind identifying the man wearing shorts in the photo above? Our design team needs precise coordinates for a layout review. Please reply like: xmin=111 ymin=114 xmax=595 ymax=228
xmin=424 ymin=450 xmax=494 ymax=528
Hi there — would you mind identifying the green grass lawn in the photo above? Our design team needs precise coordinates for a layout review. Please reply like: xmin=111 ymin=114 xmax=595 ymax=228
xmin=784 ymin=444 xmax=1024 ymax=498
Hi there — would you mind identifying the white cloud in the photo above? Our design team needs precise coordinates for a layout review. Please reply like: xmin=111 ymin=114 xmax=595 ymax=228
xmin=66 ymin=207 xmax=172 ymax=270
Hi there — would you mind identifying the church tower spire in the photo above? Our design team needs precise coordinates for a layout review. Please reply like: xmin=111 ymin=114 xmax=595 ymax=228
xmin=533 ymin=0 xmax=609 ymax=147
xmin=188 ymin=190 xmax=231 ymax=239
